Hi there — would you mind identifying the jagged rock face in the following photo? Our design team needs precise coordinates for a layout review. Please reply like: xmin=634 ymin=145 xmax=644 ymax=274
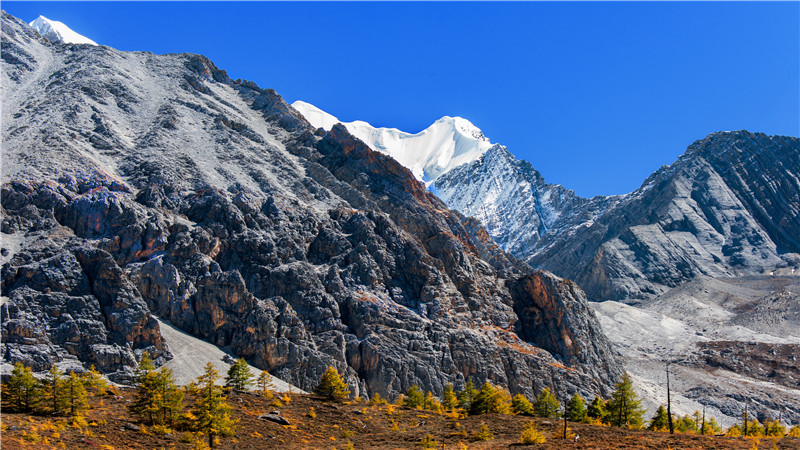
xmin=0 ymin=12 xmax=621 ymax=398
xmin=434 ymin=132 xmax=800 ymax=303
xmin=531 ymin=131 xmax=800 ymax=303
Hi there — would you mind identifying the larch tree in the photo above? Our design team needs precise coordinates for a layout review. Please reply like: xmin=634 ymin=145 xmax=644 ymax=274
xmin=155 ymin=367 xmax=184 ymax=425
xmin=457 ymin=380 xmax=478 ymax=410
xmin=511 ymin=394 xmax=534 ymax=416
xmin=313 ymin=366 xmax=350 ymax=400
xmin=130 ymin=352 xmax=160 ymax=424
xmin=224 ymin=358 xmax=254 ymax=393
xmin=441 ymin=383 xmax=458 ymax=411
xmin=566 ymin=393 xmax=587 ymax=422
xmin=606 ymin=373 xmax=645 ymax=428
xmin=256 ymin=370 xmax=275 ymax=395
xmin=533 ymin=388 xmax=561 ymax=419
xmin=81 ymin=365 xmax=108 ymax=395
xmin=130 ymin=353 xmax=183 ymax=425
xmin=192 ymin=362 xmax=237 ymax=449
xmin=648 ymin=405 xmax=670 ymax=431
xmin=42 ymin=364 xmax=66 ymax=415
xmin=64 ymin=371 xmax=89 ymax=418
xmin=587 ymin=396 xmax=607 ymax=423
xmin=469 ymin=382 xmax=512 ymax=416
xmin=403 ymin=385 xmax=425 ymax=408
xmin=4 ymin=362 xmax=40 ymax=412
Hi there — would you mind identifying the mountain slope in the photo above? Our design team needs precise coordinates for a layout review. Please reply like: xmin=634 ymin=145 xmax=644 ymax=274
xmin=0 ymin=12 xmax=621 ymax=399
xmin=431 ymin=145 xmax=618 ymax=259
xmin=29 ymin=15 xmax=97 ymax=45
xmin=530 ymin=131 xmax=800 ymax=302
xmin=292 ymin=100 xmax=493 ymax=184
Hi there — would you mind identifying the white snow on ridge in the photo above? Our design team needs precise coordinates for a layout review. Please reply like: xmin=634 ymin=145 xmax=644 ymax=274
xmin=292 ymin=100 xmax=493 ymax=185
xmin=30 ymin=16 xmax=98 ymax=46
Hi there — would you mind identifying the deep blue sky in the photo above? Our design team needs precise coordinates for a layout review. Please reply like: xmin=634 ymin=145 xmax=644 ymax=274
xmin=5 ymin=2 xmax=798 ymax=197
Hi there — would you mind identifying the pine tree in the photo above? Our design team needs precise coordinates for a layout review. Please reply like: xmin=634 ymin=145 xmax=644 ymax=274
xmin=566 ymin=393 xmax=587 ymax=422
xmin=224 ymin=358 xmax=254 ymax=393
xmin=192 ymin=362 xmax=237 ymax=449
xmin=511 ymin=394 xmax=534 ymax=416
xmin=64 ymin=372 xmax=89 ymax=418
xmin=533 ymin=388 xmax=561 ymax=419
xmin=256 ymin=370 xmax=275 ymax=395
xmin=42 ymin=364 xmax=66 ymax=415
xmin=648 ymin=405 xmax=670 ymax=431
xmin=457 ymin=380 xmax=478 ymax=410
xmin=313 ymin=366 xmax=350 ymax=400
xmin=587 ymin=396 xmax=607 ymax=423
xmin=606 ymin=373 xmax=645 ymax=428
xmin=3 ymin=362 xmax=40 ymax=412
xmin=403 ymin=385 xmax=425 ymax=408
xmin=441 ymin=383 xmax=458 ymax=411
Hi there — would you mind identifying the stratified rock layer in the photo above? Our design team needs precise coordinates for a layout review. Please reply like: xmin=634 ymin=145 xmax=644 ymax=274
xmin=1 ymin=12 xmax=621 ymax=398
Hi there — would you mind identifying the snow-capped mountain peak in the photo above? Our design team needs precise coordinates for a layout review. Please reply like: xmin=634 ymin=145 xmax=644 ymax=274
xmin=30 ymin=15 xmax=98 ymax=46
xmin=292 ymin=100 xmax=492 ymax=184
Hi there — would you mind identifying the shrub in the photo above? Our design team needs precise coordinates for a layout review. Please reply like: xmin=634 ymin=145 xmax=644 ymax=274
xmin=475 ymin=421 xmax=494 ymax=441
xmin=369 ymin=393 xmax=387 ymax=405
xmin=419 ymin=434 xmax=438 ymax=448
xmin=520 ymin=420 xmax=546 ymax=444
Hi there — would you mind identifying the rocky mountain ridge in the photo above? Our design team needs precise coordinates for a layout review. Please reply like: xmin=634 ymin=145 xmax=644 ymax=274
xmin=0 ymin=11 xmax=621 ymax=402
xmin=529 ymin=131 xmax=800 ymax=303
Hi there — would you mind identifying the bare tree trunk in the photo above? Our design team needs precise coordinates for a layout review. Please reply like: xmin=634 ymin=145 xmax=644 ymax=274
xmin=743 ymin=399 xmax=748 ymax=438
xmin=666 ymin=362 xmax=674 ymax=434
xmin=701 ymin=405 xmax=706 ymax=435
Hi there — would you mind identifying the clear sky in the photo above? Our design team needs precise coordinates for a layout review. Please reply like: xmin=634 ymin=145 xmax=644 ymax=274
xmin=5 ymin=2 xmax=798 ymax=197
